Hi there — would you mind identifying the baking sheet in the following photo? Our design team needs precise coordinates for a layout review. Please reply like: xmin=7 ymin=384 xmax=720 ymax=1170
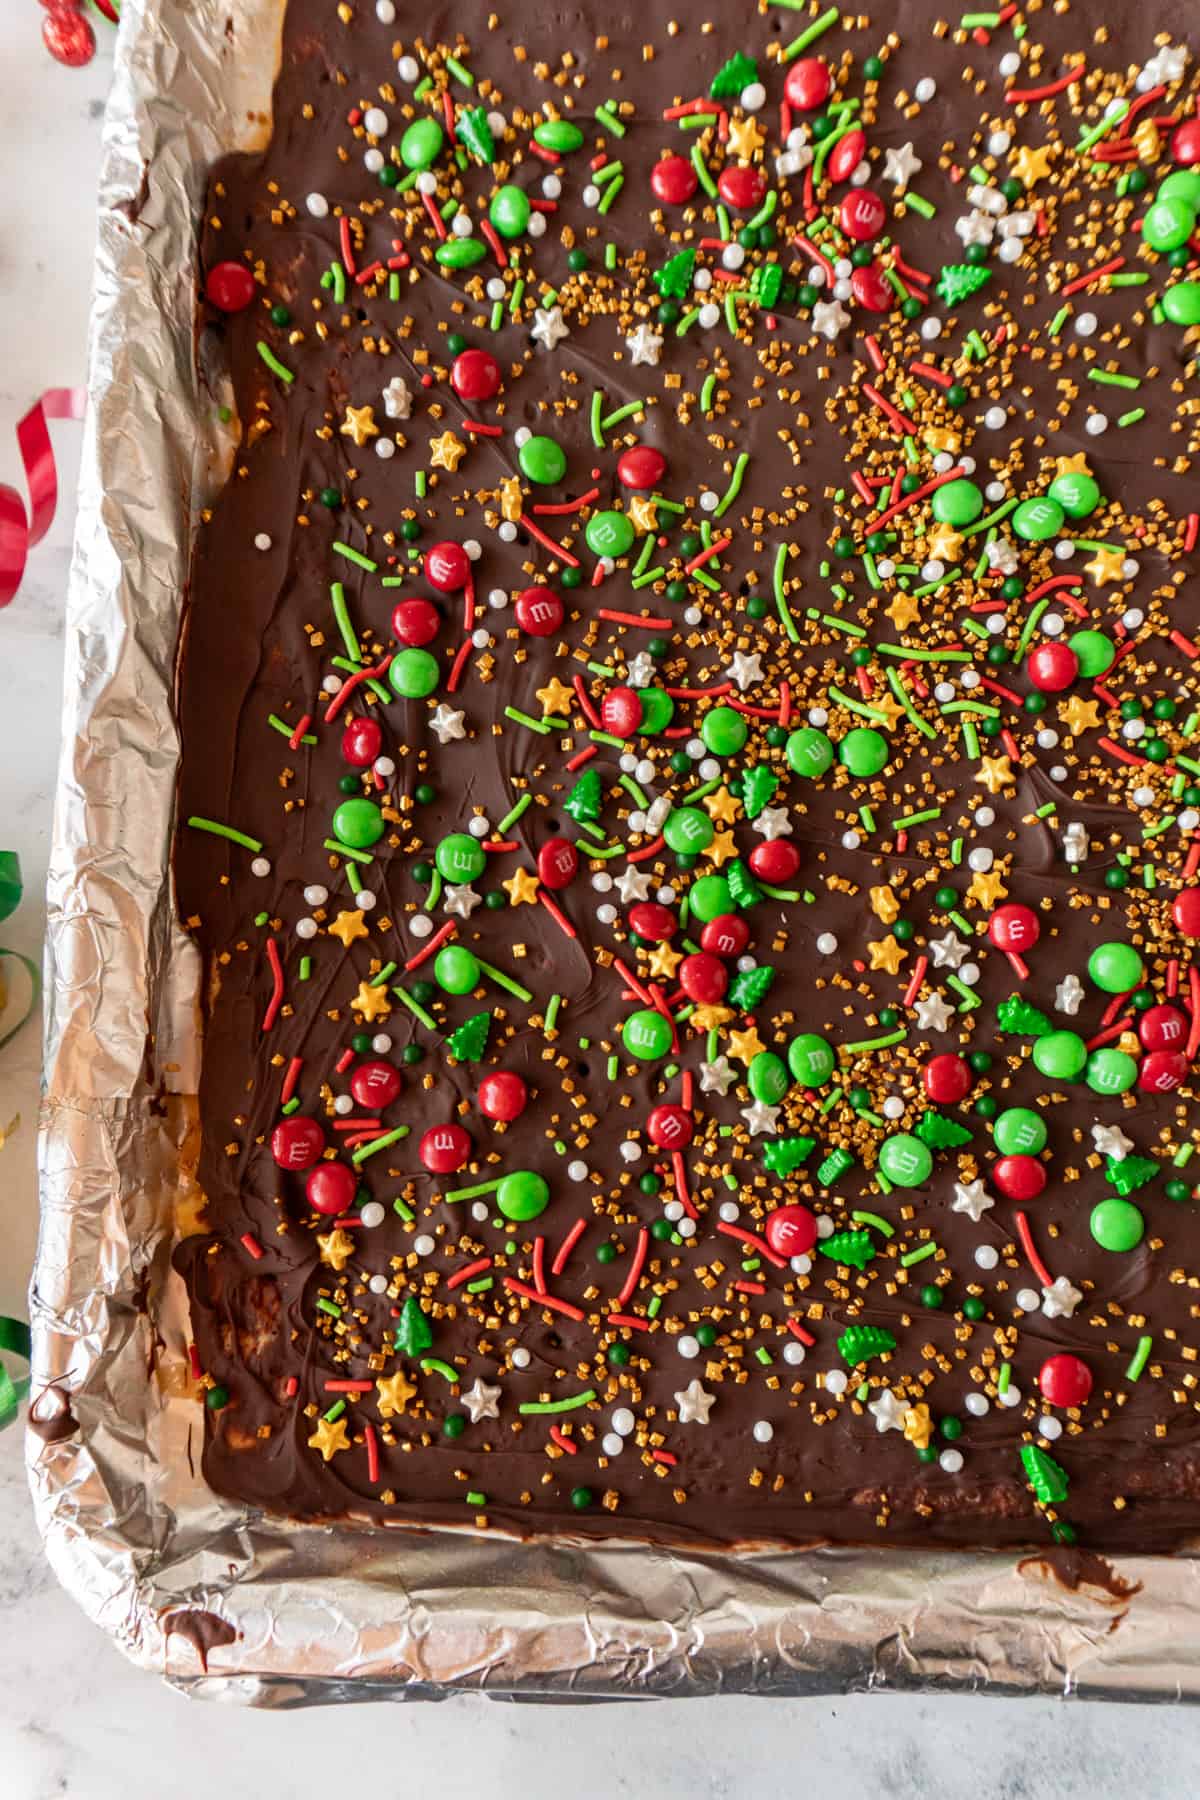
xmin=26 ymin=0 xmax=1200 ymax=1702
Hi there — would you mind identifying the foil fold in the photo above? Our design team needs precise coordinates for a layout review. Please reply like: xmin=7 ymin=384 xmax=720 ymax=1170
xmin=26 ymin=0 xmax=1200 ymax=1704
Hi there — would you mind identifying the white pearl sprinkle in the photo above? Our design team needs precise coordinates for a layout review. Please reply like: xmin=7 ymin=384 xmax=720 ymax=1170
xmin=354 ymin=890 xmax=376 ymax=911
xmin=678 ymin=1335 xmax=700 ymax=1359
xmin=999 ymin=52 xmax=1021 ymax=77
xmin=1039 ymin=1415 xmax=1063 ymax=1440
xmin=975 ymin=1244 xmax=1000 ymax=1271
xmin=968 ymin=848 xmax=993 ymax=874
xmin=965 ymin=1392 xmax=989 ymax=1417
xmin=975 ymin=806 xmax=995 ymax=827
xmin=468 ymin=816 xmax=490 ymax=839
xmin=360 ymin=1201 xmax=385 ymax=1228
xmin=596 ymin=903 xmax=617 ymax=925
xmin=698 ymin=304 xmax=721 ymax=329
xmin=397 ymin=54 xmax=419 ymax=81
xmin=983 ymin=406 xmax=1007 ymax=430
xmin=663 ymin=1199 xmax=684 ymax=1223
xmin=471 ymin=1201 xmax=489 ymax=1223
xmin=1074 ymin=311 xmax=1098 ymax=337
xmin=510 ymin=1346 xmax=531 ymax=1369
xmin=251 ymin=857 xmax=271 ymax=878
xmin=374 ymin=756 xmax=396 ymax=777
xmin=882 ymin=1095 xmax=906 ymax=1121
xmin=824 ymin=1370 xmax=849 ymax=1396
xmin=742 ymin=81 xmax=766 ymax=111
xmin=323 ymin=675 xmax=342 ymax=694
xmin=369 ymin=1273 xmax=389 ymax=1294
xmin=416 ymin=171 xmax=437 ymax=196
xmin=987 ymin=129 xmax=1011 ymax=155
xmin=816 ymin=932 xmax=838 ymax=955
xmin=996 ymin=1384 xmax=1022 ymax=1409
xmin=304 ymin=885 xmax=329 ymax=906
xmin=372 ymin=1034 xmax=392 ymax=1053
xmin=602 ymin=1433 xmax=624 ymax=1457
xmin=414 ymin=1233 xmax=435 ymax=1256
xmin=542 ymin=175 xmax=562 ymax=200
xmin=409 ymin=914 xmax=433 ymax=939
xmin=939 ymin=1448 xmax=964 ymax=1474
xmin=1085 ymin=412 xmax=1108 ymax=436
xmin=719 ymin=1201 xmax=740 ymax=1223
xmin=306 ymin=192 xmax=329 ymax=218
xmin=567 ymin=1160 xmax=589 ymax=1181
xmin=783 ymin=1341 xmax=806 ymax=1366
xmin=498 ymin=521 xmax=518 ymax=542
xmin=295 ymin=917 xmax=317 ymax=940
xmin=254 ymin=533 xmax=272 ymax=551
xmin=619 ymin=1140 xmax=641 ymax=1162
xmin=363 ymin=107 xmax=389 ymax=137
xmin=374 ymin=437 xmax=396 ymax=460
xmin=914 ymin=77 xmax=937 ymax=102
xmin=375 ymin=0 xmax=395 ymax=18
xmin=334 ymin=1094 xmax=354 ymax=1115
xmin=1016 ymin=1288 xmax=1041 ymax=1313
xmin=591 ymin=872 xmax=613 ymax=892
xmin=678 ymin=1217 xmax=696 ymax=1239
xmin=752 ymin=1420 xmax=774 ymax=1444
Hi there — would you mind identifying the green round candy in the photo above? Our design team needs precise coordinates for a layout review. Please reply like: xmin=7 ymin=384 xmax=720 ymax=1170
xmin=786 ymin=726 xmax=835 ymax=778
xmin=1047 ymin=471 xmax=1101 ymax=519
xmin=1067 ymin=628 xmax=1115 ymax=678
xmin=435 ymin=832 xmax=487 ymax=883
xmin=1142 ymin=193 xmax=1195 ymax=253
xmin=838 ymin=726 xmax=889 ymax=778
xmin=1088 ymin=940 xmax=1144 ymax=994
xmin=496 ymin=1170 xmax=550 ymax=1222
xmin=1031 ymin=1029 xmax=1087 ymax=1082
xmin=533 ymin=120 xmax=585 ymax=153
xmin=700 ymin=705 xmax=749 ymax=756
xmin=748 ymin=1051 xmax=790 ymax=1104
xmin=518 ymin=433 xmax=566 ymax=485
xmin=400 ymin=117 xmax=444 ymax=170
xmin=435 ymin=239 xmax=487 ymax=269
xmin=787 ymin=1032 xmax=836 ymax=1088
xmin=688 ymin=874 xmax=732 ymax=921
xmin=332 ymin=797 xmax=385 ymax=849
xmin=489 ymin=183 xmax=532 ymax=238
xmin=1089 ymin=1196 xmax=1145 ymax=1253
xmin=993 ymin=1107 xmax=1047 ymax=1156
xmin=636 ymin=687 xmax=675 ymax=735
xmin=1163 ymin=280 xmax=1200 ymax=327
xmin=878 ymin=1133 xmax=933 ymax=1188
xmin=434 ymin=945 xmax=481 ymax=994
xmin=585 ymin=509 xmax=635 ymax=559
xmin=1158 ymin=171 xmax=1200 ymax=212
xmin=1012 ymin=496 xmax=1065 ymax=541
xmin=663 ymin=806 xmax=714 ymax=854
xmin=931 ymin=477 xmax=984 ymax=528
xmin=1085 ymin=1046 xmax=1139 ymax=1095
xmin=389 ymin=646 xmax=440 ymax=698
xmin=622 ymin=1007 xmax=674 ymax=1061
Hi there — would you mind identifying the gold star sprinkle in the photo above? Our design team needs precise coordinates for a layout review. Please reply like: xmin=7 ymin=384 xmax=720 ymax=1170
xmin=627 ymin=495 xmax=658 ymax=534
xmin=375 ymin=1370 xmax=418 ymax=1419
xmin=1084 ymin=546 xmax=1126 ymax=588
xmin=498 ymin=475 xmax=523 ymax=522
xmin=317 ymin=1227 xmax=355 ymax=1272
xmin=429 ymin=429 xmax=467 ymax=473
xmin=926 ymin=522 xmax=964 ymax=564
xmin=727 ymin=114 xmax=765 ymax=159
xmin=902 ymin=1403 xmax=933 ymax=1450
xmin=727 ymin=1025 xmax=765 ymax=1065
xmin=328 ymin=909 xmax=369 ymax=948
xmin=705 ymin=829 xmax=738 ymax=868
xmin=885 ymin=591 xmax=922 ymax=632
xmin=351 ymin=979 xmax=392 ymax=1022
xmin=703 ymin=785 xmax=741 ymax=825
xmin=867 ymin=936 xmax=908 ymax=974
xmin=308 ymin=1415 xmax=351 ymax=1462
xmin=340 ymin=403 xmax=378 ymax=447
xmin=869 ymin=884 xmax=900 ymax=925
xmin=502 ymin=867 xmax=540 ymax=906
xmin=967 ymin=867 xmax=1009 ymax=910
xmin=1058 ymin=695 xmax=1102 ymax=736
xmin=1010 ymin=141 xmax=1054 ymax=187
xmin=690 ymin=1002 xmax=733 ymax=1033
xmin=1052 ymin=451 xmax=1091 ymax=480
xmin=646 ymin=942 xmax=682 ymax=981
xmin=975 ymin=754 xmax=1016 ymax=795
xmin=535 ymin=675 xmax=575 ymax=717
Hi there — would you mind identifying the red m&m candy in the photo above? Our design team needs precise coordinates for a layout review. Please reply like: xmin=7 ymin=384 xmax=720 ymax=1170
xmin=271 ymin=1115 xmax=326 ymax=1170
xmin=1172 ymin=117 xmax=1200 ymax=166
xmin=391 ymin=597 xmax=440 ymax=647
xmin=341 ymin=716 xmax=383 ymax=766
xmin=1039 ymin=1353 xmax=1092 ymax=1409
xmin=839 ymin=188 xmax=887 ymax=241
xmin=1027 ymin=641 xmax=1079 ymax=693
xmin=451 ymin=348 xmax=501 ymax=402
xmin=1139 ymin=1005 xmax=1188 ymax=1052
xmin=306 ymin=1161 xmax=357 ymax=1216
xmin=679 ymin=951 xmax=729 ymax=1005
xmin=650 ymin=154 xmax=698 ymax=206
xmin=350 ymin=1060 xmax=402 ymax=1110
xmin=1173 ymin=887 xmax=1200 ymax=937
xmin=629 ymin=902 xmax=676 ymax=942
xmin=601 ymin=685 xmax=644 ymax=736
xmin=749 ymin=839 xmax=801 ymax=884
xmin=717 ymin=165 xmax=766 ymax=212
xmin=992 ymin=1154 xmax=1046 ymax=1201
xmin=1139 ymin=1049 xmax=1189 ymax=1093
xmin=515 ymin=586 xmax=564 ymax=637
xmin=537 ymin=837 xmax=578 ymax=889
xmin=765 ymin=1203 xmax=818 ymax=1259
xmin=419 ymin=1122 xmax=472 ymax=1173
xmin=205 ymin=260 xmax=256 ymax=312
xmin=828 ymin=127 xmax=866 ymax=183
xmin=700 ymin=913 xmax=751 ymax=958
xmin=923 ymin=1053 xmax=972 ymax=1105
xmin=784 ymin=57 xmax=830 ymax=111
xmin=850 ymin=263 xmax=893 ymax=313
xmin=616 ymin=445 xmax=667 ymax=491
xmin=478 ymin=1071 xmax=528 ymax=1121
xmin=646 ymin=1103 xmax=693 ymax=1149
xmin=988 ymin=903 xmax=1040 ymax=954
xmin=424 ymin=540 xmax=471 ymax=593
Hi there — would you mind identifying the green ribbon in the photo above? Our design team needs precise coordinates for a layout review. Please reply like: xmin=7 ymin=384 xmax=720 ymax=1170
xmin=0 ymin=1317 xmax=31 ymax=1431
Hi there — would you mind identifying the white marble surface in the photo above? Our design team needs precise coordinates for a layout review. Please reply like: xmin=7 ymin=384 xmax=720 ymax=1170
xmin=1 ymin=11 xmax=1199 ymax=1795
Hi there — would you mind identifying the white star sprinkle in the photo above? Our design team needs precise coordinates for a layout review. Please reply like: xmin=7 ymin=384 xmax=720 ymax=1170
xmin=914 ymin=992 xmax=954 ymax=1033
xmin=811 ymin=298 xmax=850 ymax=340
xmin=381 ymin=375 xmax=412 ymax=420
xmin=1041 ymin=1276 xmax=1083 ymax=1321
xmin=613 ymin=866 xmax=653 ymax=905
xmin=883 ymin=141 xmax=922 ymax=189
xmin=699 ymin=1055 xmax=737 ymax=1097
xmin=530 ymin=304 xmax=569 ymax=351
xmin=1141 ymin=45 xmax=1188 ymax=88
xmin=752 ymin=806 xmax=793 ymax=842
xmin=726 ymin=650 xmax=764 ymax=693
xmin=952 ymin=1179 xmax=994 ymax=1223
xmin=1055 ymin=973 xmax=1085 ymax=1016
xmin=429 ymin=704 xmax=466 ymax=744
xmin=460 ymin=1378 xmax=502 ymax=1423
xmin=625 ymin=322 xmax=664 ymax=367
xmin=955 ymin=210 xmax=995 ymax=248
xmin=929 ymin=932 xmax=968 ymax=970
xmin=1091 ymin=1121 xmax=1134 ymax=1162
xmin=626 ymin=650 xmax=656 ymax=688
xmin=741 ymin=1099 xmax=781 ymax=1136
xmin=442 ymin=883 xmax=482 ymax=921
xmin=674 ymin=1378 xmax=716 ymax=1425
xmin=984 ymin=534 xmax=1018 ymax=574
xmin=868 ymin=1389 xmax=908 ymax=1433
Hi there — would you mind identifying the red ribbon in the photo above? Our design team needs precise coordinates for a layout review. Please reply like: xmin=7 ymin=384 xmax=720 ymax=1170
xmin=0 ymin=389 xmax=86 ymax=609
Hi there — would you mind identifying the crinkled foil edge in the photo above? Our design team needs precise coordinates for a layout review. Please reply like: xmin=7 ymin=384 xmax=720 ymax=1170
xmin=25 ymin=0 xmax=1200 ymax=1705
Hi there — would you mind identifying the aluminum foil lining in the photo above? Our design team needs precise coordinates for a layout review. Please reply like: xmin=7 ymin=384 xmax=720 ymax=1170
xmin=26 ymin=0 xmax=1200 ymax=1705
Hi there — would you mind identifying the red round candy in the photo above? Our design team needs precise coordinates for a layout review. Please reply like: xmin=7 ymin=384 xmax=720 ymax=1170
xmin=650 ymin=155 xmax=698 ymax=206
xmin=537 ymin=837 xmax=578 ymax=890
xmin=341 ymin=715 xmax=383 ymax=767
xmin=451 ymin=348 xmax=501 ymax=402
xmin=1139 ymin=1049 xmax=1190 ymax=1094
xmin=748 ymin=840 xmax=801 ymax=884
xmin=419 ymin=1122 xmax=472 ymax=1174
xmin=765 ymin=1203 xmax=818 ymax=1259
xmin=205 ymin=260 xmax=257 ymax=313
xmin=850 ymin=263 xmax=893 ymax=313
xmin=923 ymin=1053 xmax=972 ymax=1105
xmin=646 ymin=1103 xmax=694 ymax=1149
xmin=424 ymin=540 xmax=471 ymax=593
xmin=515 ymin=586 xmax=564 ymax=637
xmin=478 ymin=1071 xmax=528 ymax=1122
xmin=1173 ymin=887 xmax=1200 ymax=937
xmin=306 ymin=1161 xmax=357 ymax=1217
xmin=700 ymin=913 xmax=751 ymax=959
xmin=1027 ymin=641 xmax=1079 ymax=693
xmin=1172 ymin=118 xmax=1200 ymax=167
xmin=270 ymin=1115 xmax=326 ymax=1170
xmin=717 ymin=165 xmax=767 ymax=212
xmin=992 ymin=1154 xmax=1046 ymax=1202
xmin=1039 ymin=1353 xmax=1093 ymax=1410
xmin=391 ymin=596 xmax=440 ymax=648
xmin=678 ymin=951 xmax=729 ymax=1005
xmin=988 ymin=903 xmax=1040 ymax=955
xmin=828 ymin=127 xmax=867 ymax=184
xmin=1139 ymin=1004 xmax=1188 ymax=1053
xmin=350 ymin=1059 xmax=402 ymax=1110
xmin=601 ymin=685 xmax=644 ymax=736
xmin=616 ymin=445 xmax=667 ymax=491
xmin=784 ymin=57 xmax=831 ymax=112
xmin=43 ymin=6 xmax=95 ymax=67
xmin=628 ymin=902 xmax=677 ymax=942
xmin=839 ymin=188 xmax=887 ymax=242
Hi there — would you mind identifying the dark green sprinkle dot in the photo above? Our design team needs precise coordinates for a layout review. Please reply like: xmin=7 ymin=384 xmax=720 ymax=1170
xmin=401 ymin=517 xmax=421 ymax=541
xmin=319 ymin=486 xmax=341 ymax=509
xmin=650 ymin=1217 xmax=674 ymax=1241
xmin=411 ymin=980 xmax=436 ymax=1006
xmin=484 ymin=890 xmax=507 ymax=909
xmin=934 ymin=886 xmax=957 ymax=910
xmin=946 ymin=383 xmax=967 ymax=408
xmin=962 ymin=1295 xmax=986 ymax=1321
xmin=975 ymin=1095 xmax=998 ymax=1119
xmin=561 ymin=565 xmax=583 ymax=589
xmin=595 ymin=1242 xmax=617 ymax=1265
xmin=415 ymin=782 xmax=436 ymax=804
xmin=402 ymin=1044 xmax=424 ymax=1065
xmin=608 ymin=1343 xmax=630 ymax=1367
xmin=570 ymin=1486 xmax=593 ymax=1510
xmin=878 ymin=1007 xmax=898 ymax=1028
xmin=412 ymin=862 xmax=433 ymax=886
xmin=765 ymin=724 xmax=787 ymax=748
xmin=639 ymin=1171 xmax=661 ymax=1195
xmin=567 ymin=247 xmax=588 ymax=272
xmin=696 ymin=1323 xmax=717 ymax=1348
xmin=351 ymin=1032 xmax=372 ymax=1055
xmin=940 ymin=1415 xmax=964 ymax=1440
xmin=920 ymin=1285 xmax=943 ymax=1309
xmin=206 ymin=1385 xmax=230 ymax=1411
xmin=916 ymin=1444 xmax=938 ymax=1463
xmin=968 ymin=1050 xmax=992 ymax=1074
xmin=269 ymin=303 xmax=291 ymax=327
xmin=893 ymin=918 xmax=915 ymax=942
xmin=1165 ymin=1179 xmax=1192 ymax=1203
xmin=443 ymin=1412 xmax=466 ymax=1438
xmin=862 ymin=54 xmax=884 ymax=80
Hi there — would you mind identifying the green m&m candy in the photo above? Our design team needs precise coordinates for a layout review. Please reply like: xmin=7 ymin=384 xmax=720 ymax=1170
xmin=400 ymin=116 xmax=444 ymax=170
xmin=878 ymin=1133 xmax=933 ymax=1188
xmin=688 ymin=874 xmax=732 ymax=921
xmin=390 ymin=646 xmax=440 ymax=698
xmin=787 ymin=1032 xmax=836 ymax=1088
xmin=1163 ymin=280 xmax=1200 ymax=327
xmin=622 ymin=1007 xmax=674 ymax=1061
xmin=585 ymin=509 xmax=635 ymax=559
xmin=436 ymin=239 xmax=487 ymax=269
xmin=701 ymin=705 xmax=749 ymax=756
xmin=1047 ymin=470 xmax=1101 ymax=519
xmin=636 ymin=687 xmax=676 ymax=734
xmin=1089 ymin=1196 xmax=1144 ymax=1253
xmin=1067 ymin=629 xmax=1115 ymax=678
xmin=518 ymin=434 xmax=566 ymax=485
xmin=1142 ymin=193 xmax=1195 ymax=253
xmin=1088 ymin=940 xmax=1144 ymax=994
xmin=838 ymin=726 xmax=889 ymax=778
xmin=435 ymin=832 xmax=487 ymax=882
xmin=1032 ymin=1029 xmax=1087 ymax=1082
xmin=434 ymin=945 xmax=481 ymax=994
xmin=489 ymin=183 xmax=531 ymax=238
xmin=786 ymin=726 xmax=834 ymax=778
xmin=748 ymin=1051 xmax=790 ymax=1104
xmin=332 ymin=797 xmax=385 ymax=848
xmin=1086 ymin=1046 xmax=1138 ymax=1095
xmin=993 ymin=1107 xmax=1047 ymax=1156
xmin=533 ymin=120 xmax=584 ymax=153
xmin=931 ymin=477 xmax=984 ymax=527
xmin=664 ymin=806 xmax=714 ymax=853
xmin=1158 ymin=171 xmax=1200 ymax=211
xmin=1012 ymin=496 xmax=1064 ymax=541
xmin=497 ymin=1170 xmax=550 ymax=1222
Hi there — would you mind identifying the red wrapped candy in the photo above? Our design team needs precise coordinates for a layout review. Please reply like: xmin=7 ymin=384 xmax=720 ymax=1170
xmin=764 ymin=1203 xmax=818 ymax=1259
xmin=350 ymin=1060 xmax=402 ymax=1110
xmin=451 ymin=348 xmax=501 ymax=402
xmin=478 ymin=1071 xmax=528 ymax=1121
xmin=306 ymin=1161 xmax=357 ymax=1216
xmin=923 ymin=1052 xmax=972 ymax=1105
xmin=1172 ymin=117 xmax=1200 ymax=167
xmin=205 ymin=260 xmax=257 ymax=313
xmin=1039 ymin=1353 xmax=1092 ymax=1409
xmin=650 ymin=155 xmax=698 ymax=206
xmin=341 ymin=716 xmax=383 ymax=766
xmin=419 ymin=1122 xmax=472 ymax=1173
xmin=646 ymin=1103 xmax=694 ymax=1149
xmin=271 ymin=1115 xmax=326 ymax=1170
